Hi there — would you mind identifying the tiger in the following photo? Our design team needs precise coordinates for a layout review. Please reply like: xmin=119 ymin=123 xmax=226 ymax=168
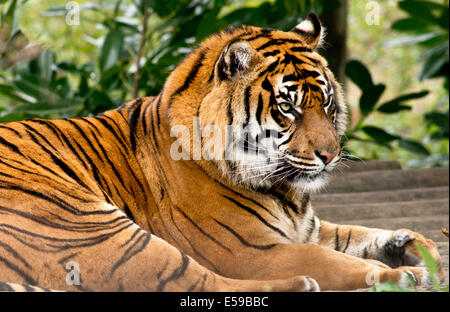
xmin=0 ymin=13 xmax=444 ymax=292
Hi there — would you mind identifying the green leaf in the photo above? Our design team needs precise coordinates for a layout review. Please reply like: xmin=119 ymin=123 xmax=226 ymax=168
xmin=377 ymin=90 xmax=429 ymax=113
xmin=425 ymin=110 xmax=449 ymax=128
xmin=371 ymin=282 xmax=413 ymax=292
xmin=362 ymin=126 xmax=399 ymax=144
xmin=391 ymin=17 xmax=430 ymax=32
xmin=415 ymin=242 xmax=441 ymax=290
xmin=398 ymin=139 xmax=430 ymax=155
xmin=419 ymin=40 xmax=449 ymax=80
xmin=438 ymin=7 xmax=449 ymax=29
xmin=383 ymin=32 xmax=441 ymax=48
xmin=398 ymin=1 xmax=444 ymax=24
xmin=0 ymin=112 xmax=26 ymax=122
xmin=100 ymin=29 xmax=123 ymax=72
xmin=38 ymin=50 xmax=55 ymax=82
xmin=345 ymin=60 xmax=374 ymax=92
xmin=377 ymin=103 xmax=411 ymax=114
xmin=360 ymin=84 xmax=386 ymax=116
xmin=425 ymin=110 xmax=449 ymax=140
xmin=87 ymin=90 xmax=116 ymax=114
xmin=0 ymin=83 xmax=29 ymax=103
xmin=41 ymin=5 xmax=68 ymax=16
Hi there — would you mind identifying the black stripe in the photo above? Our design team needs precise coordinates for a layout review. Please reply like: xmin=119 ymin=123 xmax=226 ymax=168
xmin=214 ymin=219 xmax=276 ymax=250
xmin=0 ymin=124 xmax=22 ymax=137
xmin=256 ymin=38 xmax=303 ymax=51
xmin=128 ymin=98 xmax=144 ymax=153
xmin=174 ymin=205 xmax=231 ymax=253
xmin=141 ymin=98 xmax=154 ymax=134
xmin=256 ymin=93 xmax=264 ymax=125
xmin=57 ymin=252 xmax=80 ymax=265
xmin=243 ymin=86 xmax=251 ymax=127
xmin=100 ymin=114 xmax=129 ymax=144
xmin=0 ymin=136 xmax=24 ymax=156
xmin=156 ymin=251 xmax=190 ymax=291
xmin=282 ymin=73 xmax=299 ymax=83
xmin=0 ymin=282 xmax=14 ymax=291
xmin=0 ymin=184 xmax=114 ymax=216
xmin=78 ymin=121 xmax=130 ymax=191
xmin=334 ymin=226 xmax=340 ymax=251
xmin=94 ymin=116 xmax=129 ymax=150
xmin=222 ymin=195 xmax=288 ymax=239
xmin=227 ymin=96 xmax=233 ymax=125
xmin=299 ymin=193 xmax=310 ymax=214
xmin=305 ymin=216 xmax=316 ymax=242
xmin=25 ymin=130 xmax=91 ymax=190
xmin=0 ymin=255 xmax=37 ymax=285
xmin=262 ymin=49 xmax=280 ymax=57
xmin=301 ymin=69 xmax=321 ymax=79
xmin=0 ymin=240 xmax=31 ymax=269
xmin=278 ymin=133 xmax=293 ymax=148
xmin=267 ymin=190 xmax=298 ymax=226
xmin=342 ymin=229 xmax=352 ymax=254
xmin=149 ymin=101 xmax=160 ymax=151
xmin=171 ymin=49 xmax=207 ymax=100
xmin=258 ymin=59 xmax=280 ymax=78
xmin=290 ymin=46 xmax=312 ymax=53
xmin=122 ymin=204 xmax=135 ymax=222
xmin=24 ymin=122 xmax=91 ymax=173
xmin=110 ymin=232 xmax=151 ymax=276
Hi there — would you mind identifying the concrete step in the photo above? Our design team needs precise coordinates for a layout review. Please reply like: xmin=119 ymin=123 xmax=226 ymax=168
xmin=417 ymin=229 xmax=450 ymax=243
xmin=314 ymin=199 xmax=449 ymax=222
xmin=335 ymin=214 xmax=449 ymax=233
xmin=437 ymin=242 xmax=449 ymax=256
xmin=323 ymin=167 xmax=449 ymax=193
xmin=312 ymin=187 xmax=449 ymax=207
xmin=339 ymin=160 xmax=402 ymax=173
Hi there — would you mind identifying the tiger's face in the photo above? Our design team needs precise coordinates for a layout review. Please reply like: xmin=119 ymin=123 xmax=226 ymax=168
xmin=194 ymin=14 xmax=347 ymax=192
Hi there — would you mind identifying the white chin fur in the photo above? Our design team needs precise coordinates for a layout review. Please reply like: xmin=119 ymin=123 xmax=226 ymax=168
xmin=291 ymin=174 xmax=330 ymax=193
xmin=230 ymin=161 xmax=331 ymax=193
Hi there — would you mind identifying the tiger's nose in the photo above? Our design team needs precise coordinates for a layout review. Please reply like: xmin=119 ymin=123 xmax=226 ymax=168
xmin=315 ymin=150 xmax=339 ymax=165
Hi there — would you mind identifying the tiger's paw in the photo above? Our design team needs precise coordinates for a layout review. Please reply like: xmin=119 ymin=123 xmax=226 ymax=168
xmin=381 ymin=266 xmax=433 ymax=288
xmin=380 ymin=229 xmax=444 ymax=283
xmin=302 ymin=276 xmax=320 ymax=292
xmin=267 ymin=276 xmax=320 ymax=292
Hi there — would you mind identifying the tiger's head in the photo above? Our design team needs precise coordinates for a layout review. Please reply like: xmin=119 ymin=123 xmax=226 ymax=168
xmin=167 ymin=14 xmax=347 ymax=193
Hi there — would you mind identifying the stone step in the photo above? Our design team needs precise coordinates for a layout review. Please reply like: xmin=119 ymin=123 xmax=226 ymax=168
xmin=339 ymin=160 xmax=402 ymax=173
xmin=312 ymin=187 xmax=449 ymax=207
xmin=335 ymin=214 xmax=449 ymax=233
xmin=417 ymin=229 xmax=450 ymax=243
xmin=437 ymin=242 xmax=449 ymax=256
xmin=323 ymin=167 xmax=449 ymax=193
xmin=314 ymin=199 xmax=449 ymax=222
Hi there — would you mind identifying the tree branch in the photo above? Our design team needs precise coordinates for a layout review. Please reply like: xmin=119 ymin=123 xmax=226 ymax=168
xmin=133 ymin=10 xmax=149 ymax=98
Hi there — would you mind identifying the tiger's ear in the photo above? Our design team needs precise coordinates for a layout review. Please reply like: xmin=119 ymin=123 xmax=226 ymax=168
xmin=290 ymin=13 xmax=323 ymax=50
xmin=216 ymin=41 xmax=254 ymax=81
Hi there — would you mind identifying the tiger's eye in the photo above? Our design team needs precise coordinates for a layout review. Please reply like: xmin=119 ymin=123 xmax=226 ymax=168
xmin=279 ymin=102 xmax=292 ymax=112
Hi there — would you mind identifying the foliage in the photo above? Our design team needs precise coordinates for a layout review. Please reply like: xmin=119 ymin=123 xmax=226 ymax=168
xmin=0 ymin=0 xmax=335 ymax=120
xmin=371 ymin=242 xmax=449 ymax=292
xmin=384 ymin=0 xmax=449 ymax=167
xmin=343 ymin=59 xmax=431 ymax=157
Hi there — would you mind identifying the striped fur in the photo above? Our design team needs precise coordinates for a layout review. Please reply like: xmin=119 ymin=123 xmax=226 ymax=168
xmin=0 ymin=14 xmax=443 ymax=291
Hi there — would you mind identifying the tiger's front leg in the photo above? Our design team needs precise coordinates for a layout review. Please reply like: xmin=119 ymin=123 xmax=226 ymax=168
xmin=222 ymin=242 xmax=435 ymax=291
xmin=317 ymin=220 xmax=445 ymax=283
